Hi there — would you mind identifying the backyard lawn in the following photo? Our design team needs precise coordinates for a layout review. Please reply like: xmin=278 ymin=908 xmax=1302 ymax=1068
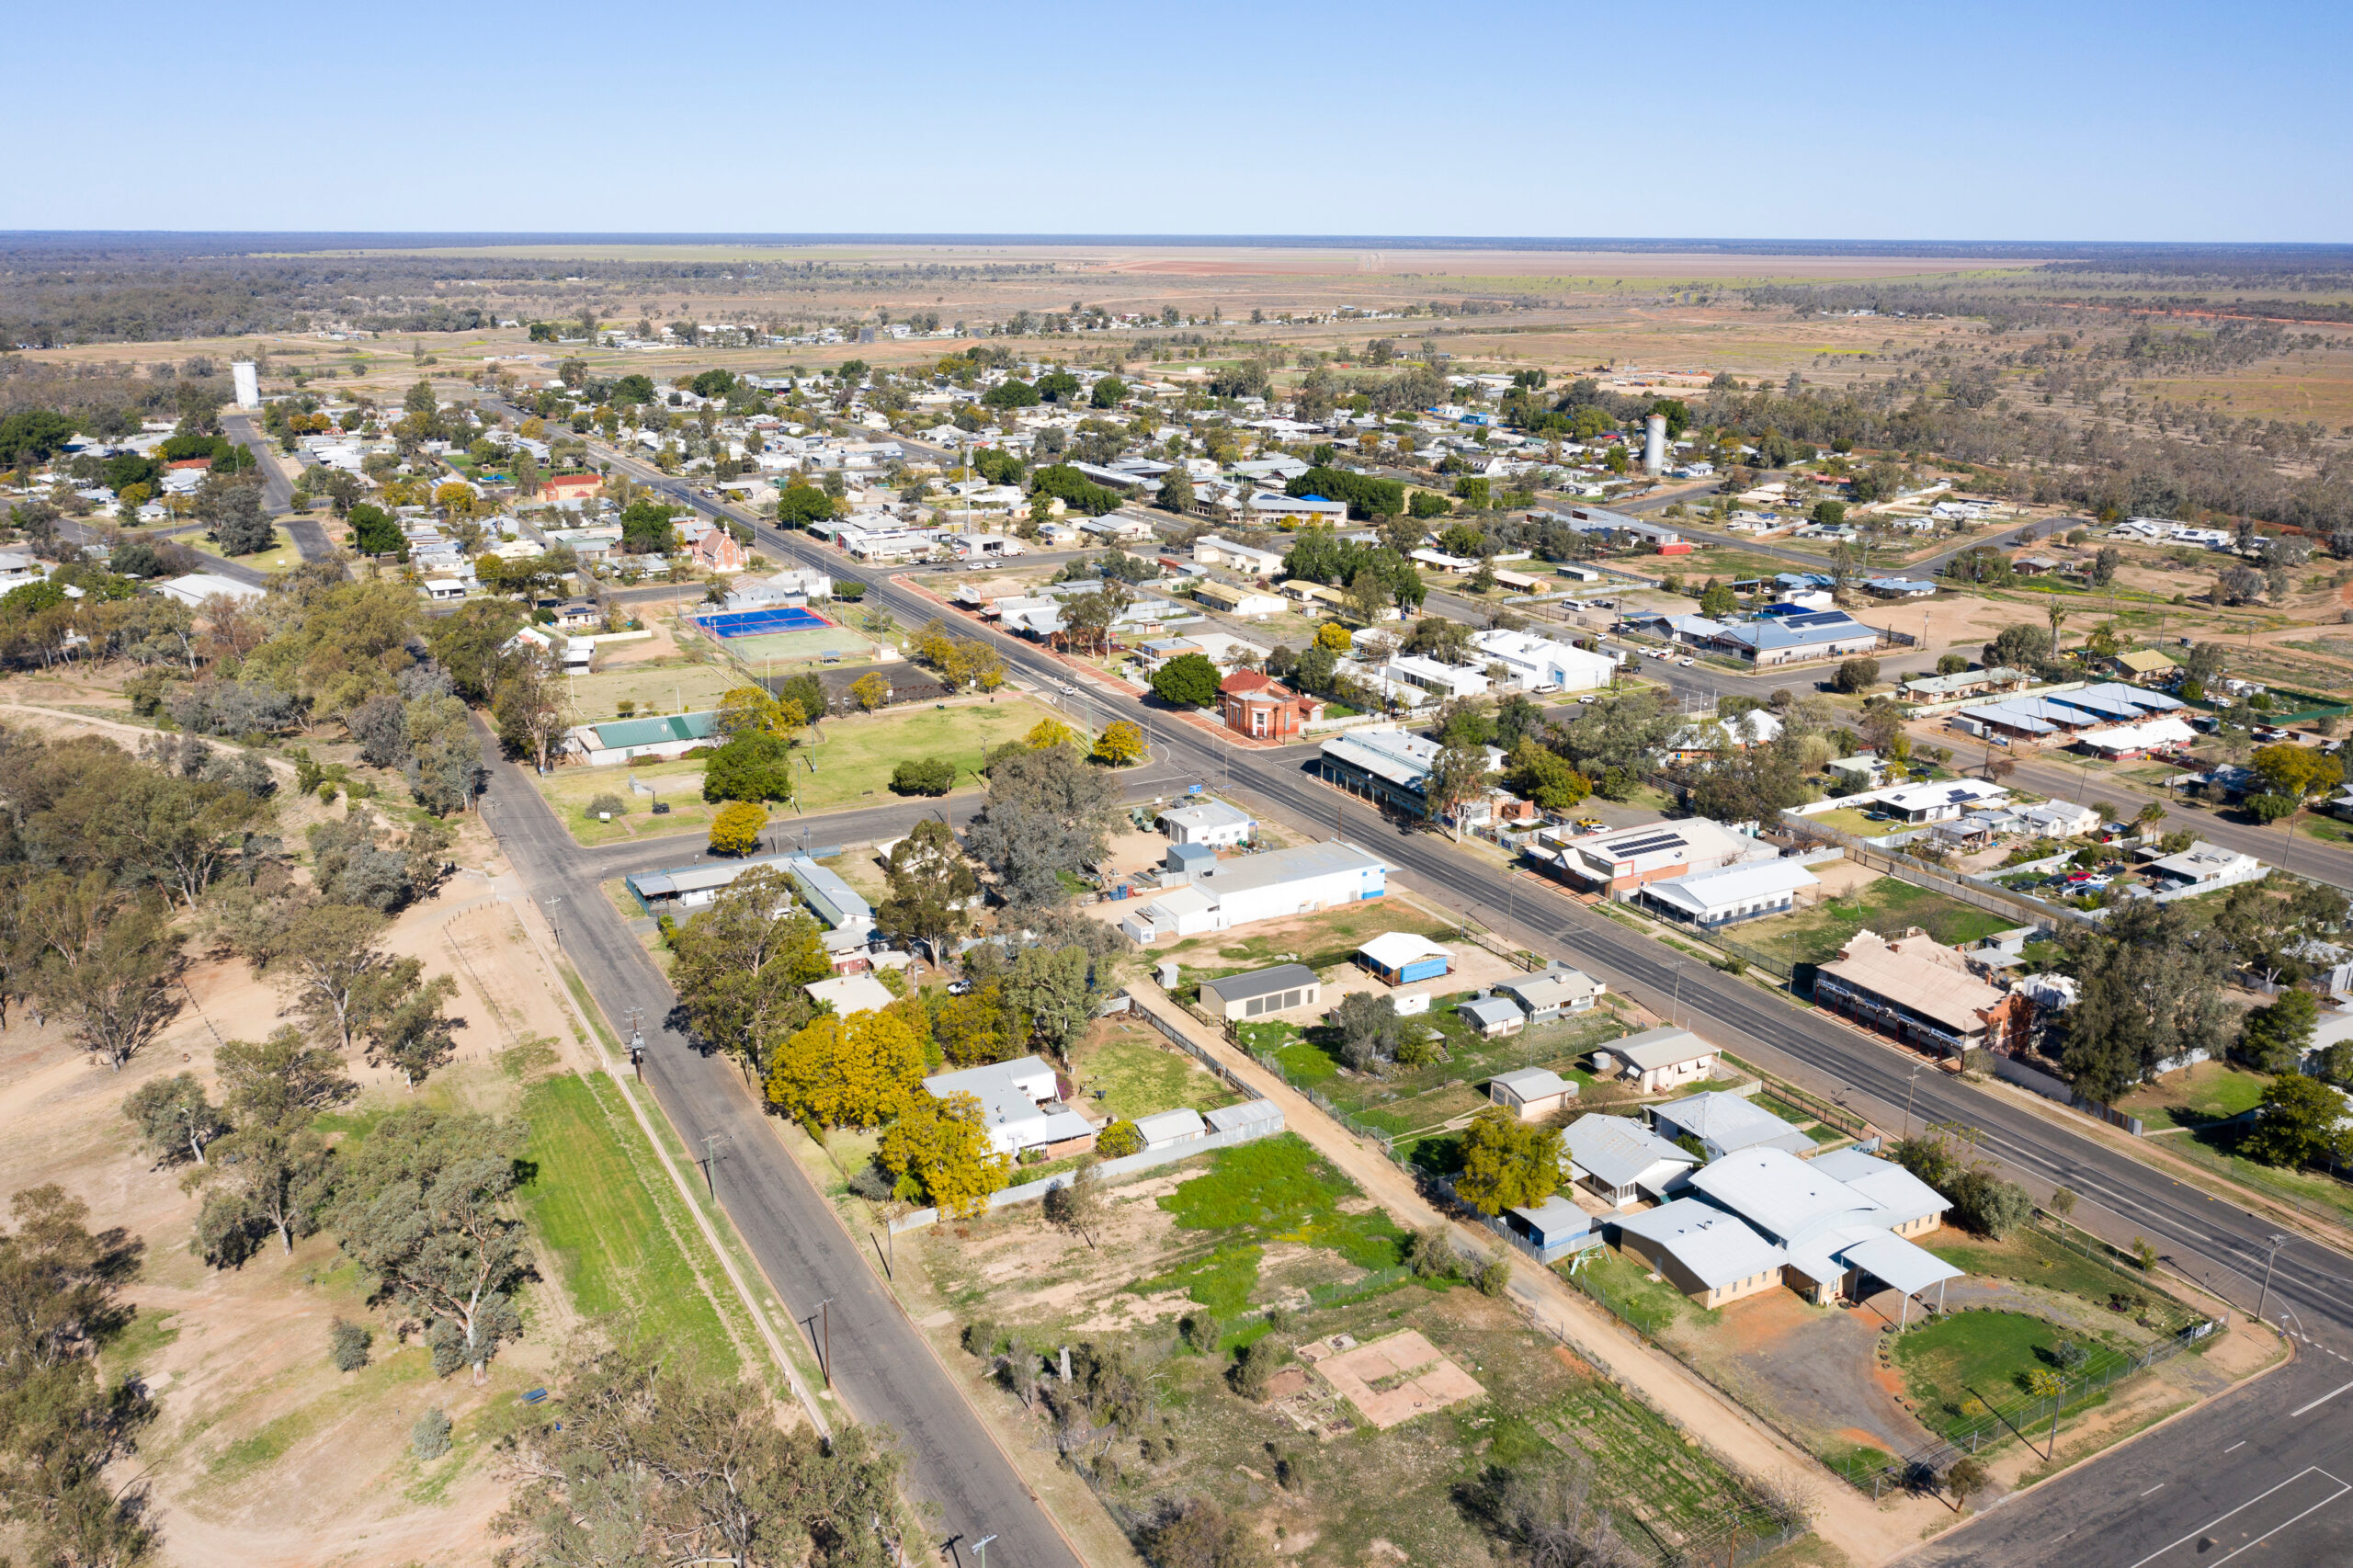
xmin=1737 ymin=876 xmax=2017 ymax=968
xmin=1067 ymin=1025 xmax=1242 ymax=1123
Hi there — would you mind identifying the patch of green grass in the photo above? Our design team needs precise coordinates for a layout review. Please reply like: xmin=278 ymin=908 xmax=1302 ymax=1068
xmin=517 ymin=1073 xmax=740 ymax=1376
xmin=1894 ymin=1310 xmax=2089 ymax=1425
xmin=187 ymin=526 xmax=301 ymax=573
xmin=100 ymin=1308 xmax=179 ymax=1380
xmin=1569 ymin=1245 xmax=1718 ymax=1336
xmin=2114 ymin=1060 xmax=2271 ymax=1131
xmin=1136 ymin=1243 xmax=1263 ymax=1315
xmin=790 ymin=699 xmax=1063 ymax=812
xmin=1159 ymin=1133 xmax=1405 ymax=1270
xmin=1271 ymin=1037 xmax=1342 ymax=1086
xmin=1925 ymin=1227 xmax=2149 ymax=1310
xmin=1070 ymin=1035 xmax=1240 ymax=1123
xmin=1233 ymin=1018 xmax=1301 ymax=1054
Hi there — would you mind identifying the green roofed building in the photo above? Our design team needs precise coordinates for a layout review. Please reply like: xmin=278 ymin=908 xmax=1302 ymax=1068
xmin=564 ymin=710 xmax=722 ymax=766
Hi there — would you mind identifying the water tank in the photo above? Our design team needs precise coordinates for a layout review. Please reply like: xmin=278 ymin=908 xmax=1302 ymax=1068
xmin=1643 ymin=414 xmax=1667 ymax=475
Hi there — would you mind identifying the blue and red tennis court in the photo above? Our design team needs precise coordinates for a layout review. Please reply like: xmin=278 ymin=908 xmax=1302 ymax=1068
xmin=692 ymin=605 xmax=839 ymax=639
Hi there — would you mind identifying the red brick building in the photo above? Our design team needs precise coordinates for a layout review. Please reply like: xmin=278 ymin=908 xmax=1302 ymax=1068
xmin=1220 ymin=670 xmax=1324 ymax=741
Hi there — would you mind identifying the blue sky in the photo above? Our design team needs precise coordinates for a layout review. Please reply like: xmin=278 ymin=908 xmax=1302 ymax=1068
xmin=6 ymin=0 xmax=2347 ymax=241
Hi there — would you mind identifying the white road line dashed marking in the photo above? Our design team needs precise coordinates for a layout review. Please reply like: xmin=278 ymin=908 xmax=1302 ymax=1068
xmin=2291 ymin=1381 xmax=2353 ymax=1417
xmin=2143 ymin=1483 xmax=2167 ymax=1497
xmin=2127 ymin=1468 xmax=2350 ymax=1568
xmin=2226 ymin=1439 xmax=2248 ymax=1452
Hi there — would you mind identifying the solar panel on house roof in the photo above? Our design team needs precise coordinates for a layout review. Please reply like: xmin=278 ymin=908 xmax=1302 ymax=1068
xmin=1609 ymin=834 xmax=1686 ymax=858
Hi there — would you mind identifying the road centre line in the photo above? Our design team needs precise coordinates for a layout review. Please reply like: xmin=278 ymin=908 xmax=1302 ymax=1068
xmin=2291 ymin=1381 xmax=2353 ymax=1417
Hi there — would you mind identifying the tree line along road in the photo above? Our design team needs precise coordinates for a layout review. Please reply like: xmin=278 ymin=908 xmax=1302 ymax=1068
xmin=575 ymin=434 xmax=2353 ymax=1565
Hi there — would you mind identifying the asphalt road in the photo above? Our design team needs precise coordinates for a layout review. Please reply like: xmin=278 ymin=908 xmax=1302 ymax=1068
xmin=221 ymin=412 xmax=338 ymax=564
xmin=473 ymin=724 xmax=1084 ymax=1568
xmin=574 ymin=437 xmax=2353 ymax=1566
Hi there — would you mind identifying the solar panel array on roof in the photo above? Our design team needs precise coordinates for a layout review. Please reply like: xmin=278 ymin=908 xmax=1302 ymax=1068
xmin=1608 ymin=833 xmax=1687 ymax=858
xmin=1784 ymin=610 xmax=1853 ymax=629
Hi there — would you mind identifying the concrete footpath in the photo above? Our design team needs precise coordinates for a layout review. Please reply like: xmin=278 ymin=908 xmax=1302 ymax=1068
xmin=1120 ymin=985 xmax=1937 ymax=1565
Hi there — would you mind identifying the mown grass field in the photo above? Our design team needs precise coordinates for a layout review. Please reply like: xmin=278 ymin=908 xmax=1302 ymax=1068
xmin=517 ymin=1072 xmax=742 ymax=1377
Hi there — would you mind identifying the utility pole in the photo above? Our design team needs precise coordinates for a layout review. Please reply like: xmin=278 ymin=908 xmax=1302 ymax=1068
xmin=543 ymin=895 xmax=563 ymax=948
xmin=699 ymin=1131 xmax=725 ymax=1199
xmin=973 ymin=1535 xmax=996 ymax=1568
xmin=2256 ymin=1232 xmax=2290 ymax=1327
xmin=820 ymin=1296 xmax=835 ymax=1388
xmin=1904 ymin=1065 xmax=1923 ymax=1140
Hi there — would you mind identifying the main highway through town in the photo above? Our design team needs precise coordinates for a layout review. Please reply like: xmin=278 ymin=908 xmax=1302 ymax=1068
xmin=497 ymin=435 xmax=2353 ymax=1565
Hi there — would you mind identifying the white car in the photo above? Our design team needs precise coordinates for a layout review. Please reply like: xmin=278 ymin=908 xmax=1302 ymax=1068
xmin=1677 ymin=656 xmax=1696 ymax=667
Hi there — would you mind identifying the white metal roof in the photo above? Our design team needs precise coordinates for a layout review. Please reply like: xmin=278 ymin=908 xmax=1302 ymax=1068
xmin=1562 ymin=1113 xmax=1693 ymax=1189
xmin=806 ymin=974 xmax=896 ymax=1017
xmin=1616 ymin=1199 xmax=1787 ymax=1288
xmin=1837 ymin=1232 xmax=1962 ymax=1296
xmin=1601 ymin=1026 xmax=1718 ymax=1073
xmin=1358 ymin=931 xmax=1450 ymax=969
xmin=1133 ymin=1108 xmax=1207 ymax=1143
xmin=1642 ymin=858 xmax=1819 ymax=918
xmin=1652 ymin=1093 xmax=1807 ymax=1156
xmin=1491 ymin=1067 xmax=1571 ymax=1100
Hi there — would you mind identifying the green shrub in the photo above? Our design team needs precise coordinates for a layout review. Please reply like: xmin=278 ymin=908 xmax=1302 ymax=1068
xmin=411 ymin=1408 xmax=452 ymax=1460
xmin=328 ymin=1317 xmax=371 ymax=1371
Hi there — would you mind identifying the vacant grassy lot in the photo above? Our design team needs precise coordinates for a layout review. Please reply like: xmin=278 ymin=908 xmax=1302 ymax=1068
xmin=913 ymin=1130 xmax=1776 ymax=1567
xmin=2114 ymin=1059 xmax=2271 ymax=1132
xmin=1738 ymin=876 xmax=2016 ymax=968
xmin=517 ymin=1071 xmax=742 ymax=1377
xmin=1925 ymin=1223 xmax=2163 ymax=1313
xmin=187 ymin=525 xmax=300 ymax=573
xmin=792 ymin=698 xmax=1062 ymax=812
xmin=562 ymin=657 xmax=744 ymax=722
xmin=531 ymin=697 xmax=1064 ymax=842
xmin=536 ymin=756 xmax=714 ymax=846
xmin=1067 ymin=1021 xmax=1243 ymax=1124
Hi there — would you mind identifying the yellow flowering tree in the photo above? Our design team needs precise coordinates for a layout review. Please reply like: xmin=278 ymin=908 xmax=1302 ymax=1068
xmin=1026 ymin=718 xmax=1079 ymax=751
xmin=709 ymin=801 xmax=767 ymax=857
xmin=1092 ymin=720 xmax=1144 ymax=767
xmin=765 ymin=1008 xmax=926 ymax=1129
xmin=880 ymin=1090 xmax=1011 ymax=1216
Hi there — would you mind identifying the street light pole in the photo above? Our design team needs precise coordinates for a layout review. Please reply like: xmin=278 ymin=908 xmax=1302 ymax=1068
xmin=2256 ymin=1233 xmax=2290 ymax=1327
xmin=820 ymin=1297 xmax=835 ymax=1389
xmin=973 ymin=1535 xmax=996 ymax=1568
xmin=1904 ymin=1065 xmax=1923 ymax=1140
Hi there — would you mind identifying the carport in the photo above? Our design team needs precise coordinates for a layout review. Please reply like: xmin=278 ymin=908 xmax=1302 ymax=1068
xmin=1840 ymin=1233 xmax=1962 ymax=1326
